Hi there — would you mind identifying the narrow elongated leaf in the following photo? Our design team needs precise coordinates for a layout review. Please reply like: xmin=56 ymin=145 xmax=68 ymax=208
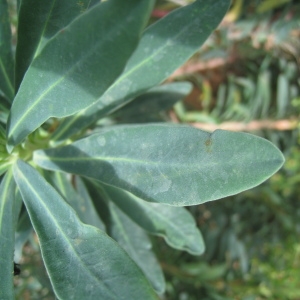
xmin=7 ymin=0 xmax=154 ymax=150
xmin=15 ymin=0 xmax=99 ymax=89
xmin=100 ymin=183 xmax=204 ymax=255
xmin=0 ymin=161 xmax=11 ymax=176
xmin=51 ymin=171 xmax=105 ymax=230
xmin=13 ymin=160 xmax=157 ymax=300
xmin=52 ymin=0 xmax=231 ymax=142
xmin=0 ymin=99 xmax=9 ymax=124
xmin=13 ymin=188 xmax=23 ymax=228
xmin=0 ymin=0 xmax=14 ymax=101
xmin=74 ymin=175 xmax=106 ymax=227
xmin=276 ymin=74 xmax=289 ymax=118
xmin=112 ymin=82 xmax=192 ymax=123
xmin=15 ymin=208 xmax=32 ymax=263
xmin=0 ymin=125 xmax=11 ymax=175
xmin=0 ymin=170 xmax=16 ymax=299
xmin=34 ymin=125 xmax=285 ymax=206
xmin=108 ymin=201 xmax=165 ymax=294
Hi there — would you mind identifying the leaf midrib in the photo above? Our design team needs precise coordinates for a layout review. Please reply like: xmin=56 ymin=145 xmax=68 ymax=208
xmin=15 ymin=164 xmax=119 ymax=298
xmin=34 ymin=152 xmax=219 ymax=171
xmin=0 ymin=58 xmax=14 ymax=98
xmin=9 ymin=1 xmax=137 ymax=143
xmin=53 ymin=0 xmax=218 ymax=139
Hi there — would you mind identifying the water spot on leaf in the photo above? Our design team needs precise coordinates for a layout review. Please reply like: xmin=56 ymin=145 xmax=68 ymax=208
xmin=152 ymin=175 xmax=172 ymax=195
xmin=75 ymin=238 xmax=83 ymax=246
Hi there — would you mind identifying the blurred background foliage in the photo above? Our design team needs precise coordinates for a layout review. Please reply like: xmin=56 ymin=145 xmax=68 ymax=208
xmin=9 ymin=0 xmax=300 ymax=299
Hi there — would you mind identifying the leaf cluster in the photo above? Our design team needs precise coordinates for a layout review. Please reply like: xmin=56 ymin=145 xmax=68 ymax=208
xmin=0 ymin=1 xmax=285 ymax=299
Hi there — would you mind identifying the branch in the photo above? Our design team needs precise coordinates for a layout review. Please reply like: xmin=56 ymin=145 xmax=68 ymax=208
xmin=190 ymin=119 xmax=298 ymax=132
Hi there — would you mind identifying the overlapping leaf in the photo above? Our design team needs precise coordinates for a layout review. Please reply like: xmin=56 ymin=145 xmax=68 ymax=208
xmin=13 ymin=160 xmax=157 ymax=300
xmin=34 ymin=125 xmax=285 ymax=206
xmin=7 ymin=0 xmax=154 ymax=150
xmin=14 ymin=208 xmax=32 ymax=263
xmin=101 ymin=183 xmax=204 ymax=255
xmin=52 ymin=0 xmax=231 ymax=142
xmin=107 ymin=201 xmax=165 ymax=294
xmin=50 ymin=172 xmax=105 ymax=230
xmin=112 ymin=82 xmax=192 ymax=124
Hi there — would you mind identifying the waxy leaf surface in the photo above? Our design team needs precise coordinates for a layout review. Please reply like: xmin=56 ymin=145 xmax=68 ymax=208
xmin=112 ymin=82 xmax=192 ymax=124
xmin=15 ymin=0 xmax=98 ymax=89
xmin=51 ymin=172 xmax=105 ymax=230
xmin=52 ymin=0 xmax=231 ymax=141
xmin=100 ymin=183 xmax=204 ymax=255
xmin=0 ymin=170 xmax=16 ymax=299
xmin=7 ymin=0 xmax=154 ymax=149
xmin=13 ymin=160 xmax=157 ymax=300
xmin=34 ymin=125 xmax=285 ymax=206
xmin=0 ymin=0 xmax=14 ymax=101
xmin=107 ymin=201 xmax=165 ymax=294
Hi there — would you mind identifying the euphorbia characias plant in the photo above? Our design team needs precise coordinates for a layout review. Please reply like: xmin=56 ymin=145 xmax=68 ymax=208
xmin=0 ymin=0 xmax=284 ymax=299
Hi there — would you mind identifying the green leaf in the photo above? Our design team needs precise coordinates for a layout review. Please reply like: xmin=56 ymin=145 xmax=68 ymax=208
xmin=0 ymin=169 xmax=16 ymax=299
xmin=50 ymin=172 xmax=105 ymax=231
xmin=0 ymin=161 xmax=11 ymax=176
xmin=107 ymin=200 xmax=165 ymax=294
xmin=15 ymin=0 xmax=98 ymax=90
xmin=0 ymin=98 xmax=9 ymax=124
xmin=100 ymin=183 xmax=204 ymax=255
xmin=276 ymin=73 xmax=289 ymax=118
xmin=52 ymin=0 xmax=231 ymax=142
xmin=34 ymin=124 xmax=285 ymax=206
xmin=15 ymin=208 xmax=32 ymax=263
xmin=7 ymin=0 xmax=154 ymax=150
xmin=0 ymin=124 xmax=11 ymax=175
xmin=112 ymin=82 xmax=192 ymax=124
xmin=13 ymin=160 xmax=157 ymax=300
xmin=0 ymin=0 xmax=14 ymax=101
xmin=13 ymin=187 xmax=23 ymax=228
